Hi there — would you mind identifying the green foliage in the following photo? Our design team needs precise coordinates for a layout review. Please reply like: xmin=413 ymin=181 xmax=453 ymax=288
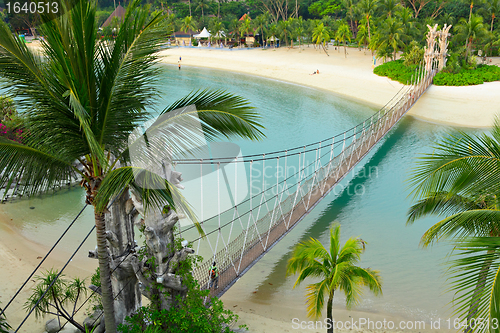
xmin=25 ymin=269 xmax=87 ymax=331
xmin=402 ymin=41 xmax=424 ymax=66
xmin=434 ymin=64 xmax=500 ymax=86
xmin=0 ymin=303 xmax=11 ymax=333
xmin=308 ymin=0 xmax=342 ymax=17
xmin=373 ymin=59 xmax=418 ymax=84
xmin=118 ymin=237 xmax=245 ymax=333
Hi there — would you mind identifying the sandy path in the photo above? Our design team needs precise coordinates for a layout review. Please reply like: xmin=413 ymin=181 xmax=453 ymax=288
xmin=159 ymin=46 xmax=500 ymax=128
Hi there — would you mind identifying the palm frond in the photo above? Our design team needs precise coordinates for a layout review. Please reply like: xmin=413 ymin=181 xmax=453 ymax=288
xmin=160 ymin=89 xmax=265 ymax=141
xmin=407 ymin=192 xmax=481 ymax=225
xmin=421 ymin=210 xmax=500 ymax=247
xmin=305 ymin=279 xmax=329 ymax=319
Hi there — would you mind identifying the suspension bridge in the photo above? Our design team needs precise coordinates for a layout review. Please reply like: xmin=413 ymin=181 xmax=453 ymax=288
xmin=176 ymin=59 xmax=438 ymax=299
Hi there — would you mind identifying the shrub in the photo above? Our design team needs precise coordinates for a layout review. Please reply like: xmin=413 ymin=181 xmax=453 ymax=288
xmin=402 ymin=41 xmax=424 ymax=67
xmin=434 ymin=65 xmax=500 ymax=86
xmin=373 ymin=59 xmax=418 ymax=84
xmin=0 ymin=303 xmax=11 ymax=333
xmin=0 ymin=96 xmax=24 ymax=143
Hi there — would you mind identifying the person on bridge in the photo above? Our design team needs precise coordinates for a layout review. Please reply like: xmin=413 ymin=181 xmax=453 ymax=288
xmin=209 ymin=262 xmax=219 ymax=289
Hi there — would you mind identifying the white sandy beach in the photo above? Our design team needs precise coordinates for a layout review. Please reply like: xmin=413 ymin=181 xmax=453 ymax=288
xmin=159 ymin=46 xmax=500 ymax=128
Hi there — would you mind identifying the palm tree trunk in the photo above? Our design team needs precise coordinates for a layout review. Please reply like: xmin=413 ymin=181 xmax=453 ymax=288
xmin=344 ymin=41 xmax=347 ymax=58
xmin=491 ymin=15 xmax=495 ymax=32
xmin=189 ymin=0 xmax=192 ymax=17
xmin=327 ymin=289 xmax=334 ymax=333
xmin=95 ymin=212 xmax=117 ymax=333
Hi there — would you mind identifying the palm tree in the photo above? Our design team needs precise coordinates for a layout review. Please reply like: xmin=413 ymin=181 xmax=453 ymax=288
xmin=195 ymin=0 xmax=209 ymax=18
xmin=336 ymin=22 xmax=352 ymax=57
xmin=239 ymin=17 xmax=252 ymax=47
xmin=253 ymin=14 xmax=268 ymax=47
xmin=482 ymin=0 xmax=500 ymax=31
xmin=312 ymin=22 xmax=330 ymax=55
xmin=286 ymin=223 xmax=382 ymax=333
xmin=407 ymin=121 xmax=500 ymax=332
xmin=278 ymin=19 xmax=291 ymax=47
xmin=181 ymin=15 xmax=197 ymax=39
xmin=0 ymin=1 xmax=264 ymax=332
xmin=376 ymin=17 xmax=404 ymax=60
xmin=357 ymin=0 xmax=378 ymax=45
xmin=379 ymin=0 xmax=399 ymax=17
xmin=356 ymin=24 xmax=369 ymax=51
xmin=396 ymin=6 xmax=416 ymax=50
xmin=342 ymin=0 xmax=359 ymax=35
xmin=294 ymin=16 xmax=305 ymax=49
xmin=455 ymin=14 xmax=487 ymax=60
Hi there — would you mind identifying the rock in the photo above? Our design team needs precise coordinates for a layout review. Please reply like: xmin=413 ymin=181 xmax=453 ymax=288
xmin=59 ymin=323 xmax=79 ymax=333
xmin=45 ymin=318 xmax=61 ymax=333
xmin=83 ymin=309 xmax=103 ymax=330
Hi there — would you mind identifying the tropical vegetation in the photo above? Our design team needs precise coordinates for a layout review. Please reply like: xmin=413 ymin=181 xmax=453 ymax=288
xmin=286 ymin=223 xmax=382 ymax=333
xmin=407 ymin=119 xmax=500 ymax=332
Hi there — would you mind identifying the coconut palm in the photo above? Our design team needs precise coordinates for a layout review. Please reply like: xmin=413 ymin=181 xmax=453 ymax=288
xmin=482 ymin=0 xmax=500 ymax=31
xmin=336 ymin=22 xmax=352 ymax=57
xmin=181 ymin=15 xmax=197 ymax=36
xmin=356 ymin=24 xmax=369 ymax=51
xmin=455 ymin=14 xmax=487 ymax=60
xmin=379 ymin=0 xmax=400 ymax=17
xmin=375 ymin=17 xmax=404 ymax=60
xmin=278 ymin=19 xmax=292 ymax=47
xmin=239 ymin=17 xmax=252 ymax=47
xmin=357 ymin=0 xmax=378 ymax=44
xmin=195 ymin=0 xmax=209 ymax=18
xmin=294 ymin=16 xmax=305 ymax=49
xmin=253 ymin=13 xmax=269 ymax=47
xmin=0 ymin=1 xmax=264 ymax=332
xmin=286 ymin=223 xmax=382 ymax=333
xmin=312 ymin=22 xmax=330 ymax=55
xmin=407 ymin=121 xmax=500 ymax=332
xmin=342 ymin=0 xmax=359 ymax=34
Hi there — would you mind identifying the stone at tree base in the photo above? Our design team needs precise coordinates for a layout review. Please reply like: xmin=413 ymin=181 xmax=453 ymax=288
xmin=45 ymin=318 xmax=61 ymax=333
xmin=59 ymin=323 xmax=79 ymax=333
xmin=83 ymin=309 xmax=103 ymax=330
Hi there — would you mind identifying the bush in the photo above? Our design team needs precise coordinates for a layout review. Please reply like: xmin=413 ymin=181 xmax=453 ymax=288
xmin=0 ymin=303 xmax=11 ymax=333
xmin=402 ymin=41 xmax=424 ymax=67
xmin=434 ymin=65 xmax=500 ymax=86
xmin=373 ymin=59 xmax=418 ymax=84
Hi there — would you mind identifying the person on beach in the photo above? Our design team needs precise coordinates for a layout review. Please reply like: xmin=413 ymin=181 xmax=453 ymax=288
xmin=209 ymin=262 xmax=219 ymax=289
xmin=178 ymin=62 xmax=181 ymax=70
xmin=179 ymin=56 xmax=182 ymax=61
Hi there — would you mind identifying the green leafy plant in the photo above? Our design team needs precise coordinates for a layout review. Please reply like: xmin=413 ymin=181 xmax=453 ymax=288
xmin=434 ymin=64 xmax=500 ymax=86
xmin=373 ymin=59 xmax=418 ymax=84
xmin=24 ymin=269 xmax=87 ymax=332
xmin=402 ymin=41 xmax=424 ymax=67
xmin=0 ymin=303 xmax=11 ymax=333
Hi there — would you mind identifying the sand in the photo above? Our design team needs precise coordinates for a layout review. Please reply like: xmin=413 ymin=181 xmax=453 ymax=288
xmin=159 ymin=46 xmax=500 ymax=128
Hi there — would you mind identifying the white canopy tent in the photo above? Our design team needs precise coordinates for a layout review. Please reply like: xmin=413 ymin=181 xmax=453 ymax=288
xmin=193 ymin=27 xmax=211 ymax=39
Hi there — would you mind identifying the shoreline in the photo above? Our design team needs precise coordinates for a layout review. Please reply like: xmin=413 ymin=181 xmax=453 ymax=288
xmin=159 ymin=46 xmax=500 ymax=129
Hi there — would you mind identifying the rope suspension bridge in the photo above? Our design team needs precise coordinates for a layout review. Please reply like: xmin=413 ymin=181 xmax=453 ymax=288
xmin=1 ymin=24 xmax=451 ymax=331
xmin=179 ymin=57 xmax=438 ymax=299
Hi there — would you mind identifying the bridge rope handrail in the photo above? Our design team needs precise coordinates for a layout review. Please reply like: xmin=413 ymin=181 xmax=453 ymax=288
xmin=173 ymin=84 xmax=409 ymax=163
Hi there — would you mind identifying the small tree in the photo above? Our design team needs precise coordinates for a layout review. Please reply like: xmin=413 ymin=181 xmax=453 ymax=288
xmin=25 ymin=269 xmax=88 ymax=332
xmin=0 ymin=303 xmax=11 ymax=333
xmin=286 ymin=223 xmax=382 ymax=333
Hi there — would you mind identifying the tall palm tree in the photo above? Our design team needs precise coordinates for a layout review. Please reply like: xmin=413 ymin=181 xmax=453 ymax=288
xmin=195 ymin=0 xmax=209 ymax=18
xmin=253 ymin=14 xmax=268 ymax=47
xmin=483 ymin=0 xmax=500 ymax=31
xmin=342 ymin=0 xmax=359 ymax=35
xmin=239 ymin=17 xmax=252 ymax=47
xmin=455 ymin=14 xmax=487 ymax=60
xmin=294 ymin=16 xmax=305 ymax=49
xmin=336 ymin=22 xmax=352 ymax=57
xmin=379 ymin=0 xmax=399 ymax=17
xmin=286 ymin=223 xmax=382 ymax=333
xmin=376 ymin=17 xmax=404 ymax=60
xmin=312 ymin=22 xmax=330 ymax=55
xmin=0 ymin=1 xmax=264 ymax=332
xmin=278 ymin=19 xmax=291 ymax=47
xmin=407 ymin=121 xmax=500 ymax=332
xmin=357 ymin=0 xmax=378 ymax=44
xmin=181 ymin=15 xmax=197 ymax=38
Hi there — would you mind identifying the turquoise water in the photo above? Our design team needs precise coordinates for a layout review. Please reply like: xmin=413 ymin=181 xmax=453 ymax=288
xmin=0 ymin=64 xmax=476 ymax=322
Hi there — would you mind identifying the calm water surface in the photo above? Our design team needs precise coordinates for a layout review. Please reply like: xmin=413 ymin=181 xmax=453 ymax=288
xmin=0 ymin=64 xmax=478 ymax=322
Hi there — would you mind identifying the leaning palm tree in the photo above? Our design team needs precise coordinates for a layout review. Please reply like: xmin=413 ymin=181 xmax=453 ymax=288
xmin=312 ymin=22 xmax=330 ymax=55
xmin=286 ymin=223 xmax=382 ymax=333
xmin=407 ymin=120 xmax=500 ymax=332
xmin=0 ymin=1 xmax=264 ymax=332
